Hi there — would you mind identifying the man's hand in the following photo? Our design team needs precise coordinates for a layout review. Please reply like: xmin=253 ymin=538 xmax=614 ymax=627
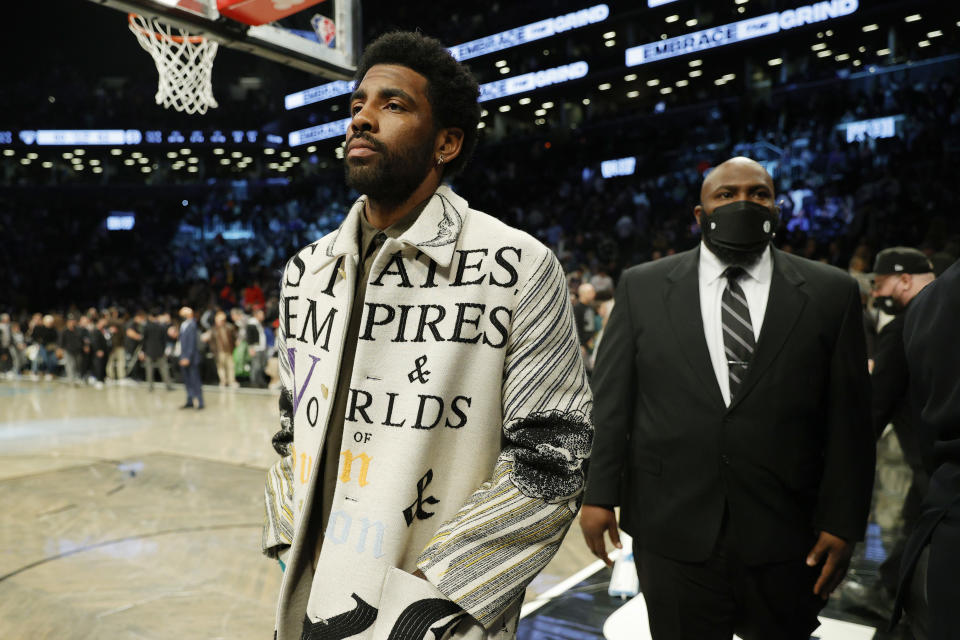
xmin=579 ymin=505 xmax=622 ymax=567
xmin=179 ymin=358 xmax=190 ymax=367
xmin=806 ymin=531 xmax=852 ymax=600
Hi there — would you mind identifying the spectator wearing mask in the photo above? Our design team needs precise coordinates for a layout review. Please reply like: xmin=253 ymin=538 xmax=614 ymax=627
xmin=844 ymin=248 xmax=936 ymax=618
xmin=141 ymin=310 xmax=173 ymax=391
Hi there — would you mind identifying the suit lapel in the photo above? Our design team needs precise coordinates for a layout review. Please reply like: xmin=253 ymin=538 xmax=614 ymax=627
xmin=728 ymin=249 xmax=807 ymax=411
xmin=665 ymin=248 xmax=725 ymax=408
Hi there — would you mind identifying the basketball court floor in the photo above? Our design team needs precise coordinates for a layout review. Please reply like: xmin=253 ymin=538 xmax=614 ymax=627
xmin=0 ymin=379 xmax=891 ymax=639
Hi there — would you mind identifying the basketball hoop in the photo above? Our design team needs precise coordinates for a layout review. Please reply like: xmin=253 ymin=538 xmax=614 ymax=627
xmin=128 ymin=13 xmax=219 ymax=114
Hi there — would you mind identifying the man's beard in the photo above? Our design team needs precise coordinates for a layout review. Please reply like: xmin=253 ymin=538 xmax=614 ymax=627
xmin=344 ymin=132 xmax=435 ymax=207
xmin=702 ymin=225 xmax=768 ymax=268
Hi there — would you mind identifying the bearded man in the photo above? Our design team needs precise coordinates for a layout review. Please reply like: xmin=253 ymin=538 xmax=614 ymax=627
xmin=580 ymin=157 xmax=874 ymax=640
xmin=261 ymin=31 xmax=592 ymax=640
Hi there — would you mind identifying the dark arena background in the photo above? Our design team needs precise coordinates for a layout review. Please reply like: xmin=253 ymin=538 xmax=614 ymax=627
xmin=1 ymin=0 xmax=958 ymax=638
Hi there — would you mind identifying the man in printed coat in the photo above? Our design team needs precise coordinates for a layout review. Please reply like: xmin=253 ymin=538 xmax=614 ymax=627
xmin=261 ymin=31 xmax=593 ymax=640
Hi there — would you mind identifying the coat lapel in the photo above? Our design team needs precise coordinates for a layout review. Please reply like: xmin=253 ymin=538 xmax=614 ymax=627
xmin=665 ymin=248 xmax=725 ymax=408
xmin=728 ymin=249 xmax=807 ymax=411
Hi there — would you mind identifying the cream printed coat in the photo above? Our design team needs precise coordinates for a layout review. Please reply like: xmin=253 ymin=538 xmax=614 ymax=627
xmin=262 ymin=185 xmax=593 ymax=640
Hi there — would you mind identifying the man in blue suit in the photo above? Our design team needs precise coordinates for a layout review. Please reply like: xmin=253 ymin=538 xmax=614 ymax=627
xmin=177 ymin=306 xmax=204 ymax=410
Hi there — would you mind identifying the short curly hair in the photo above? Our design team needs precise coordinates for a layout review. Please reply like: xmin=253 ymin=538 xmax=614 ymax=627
xmin=354 ymin=31 xmax=481 ymax=179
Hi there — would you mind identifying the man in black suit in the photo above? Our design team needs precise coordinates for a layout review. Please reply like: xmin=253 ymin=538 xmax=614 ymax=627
xmin=581 ymin=157 xmax=874 ymax=639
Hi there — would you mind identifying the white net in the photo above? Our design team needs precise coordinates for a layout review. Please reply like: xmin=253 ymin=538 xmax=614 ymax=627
xmin=128 ymin=13 xmax=219 ymax=115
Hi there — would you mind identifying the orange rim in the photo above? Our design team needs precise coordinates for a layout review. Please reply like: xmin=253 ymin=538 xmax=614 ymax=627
xmin=128 ymin=13 xmax=206 ymax=44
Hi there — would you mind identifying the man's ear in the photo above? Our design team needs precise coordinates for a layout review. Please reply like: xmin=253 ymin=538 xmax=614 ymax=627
xmin=435 ymin=127 xmax=464 ymax=165
xmin=694 ymin=204 xmax=704 ymax=227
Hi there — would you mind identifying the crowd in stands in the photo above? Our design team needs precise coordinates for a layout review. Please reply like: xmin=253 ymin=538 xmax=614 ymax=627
xmin=3 ymin=52 xmax=960 ymax=385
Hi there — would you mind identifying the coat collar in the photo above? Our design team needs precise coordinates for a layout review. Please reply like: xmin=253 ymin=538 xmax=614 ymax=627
xmin=313 ymin=184 xmax=467 ymax=273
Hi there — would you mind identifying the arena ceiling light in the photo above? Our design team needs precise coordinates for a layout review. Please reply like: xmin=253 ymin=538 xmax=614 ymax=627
xmin=180 ymin=148 xmax=191 ymax=154
xmin=605 ymin=40 xmax=616 ymax=47
xmin=231 ymin=151 xmax=242 ymax=158
xmin=499 ymin=67 xmax=511 ymax=75
xmin=519 ymin=97 xmax=532 ymax=105
xmin=89 ymin=159 xmax=100 ymax=166
xmin=542 ymin=101 xmax=554 ymax=108
xmin=626 ymin=90 xmax=639 ymax=98
xmin=166 ymin=151 xmax=178 ymax=158
xmin=665 ymin=15 xmax=679 ymax=23
xmin=624 ymin=73 xmax=638 ymax=81
xmin=689 ymin=59 xmax=702 ymax=67
xmin=19 ymin=158 xmax=30 ymax=165
xmin=676 ymin=79 xmax=689 ymax=87
xmin=220 ymin=158 xmax=231 ymax=165
xmin=495 ymin=59 xmax=508 ymax=67
xmin=647 ymin=78 xmax=660 ymax=86
xmin=660 ymin=87 xmax=673 ymax=94
xmin=686 ymin=19 xmax=698 ymax=27
xmin=689 ymin=69 xmax=703 ymax=77
xmin=904 ymin=14 xmax=921 ymax=23
xmin=213 ymin=148 xmax=225 ymax=155
xmin=598 ymin=83 xmax=611 ymax=90
xmin=768 ymin=57 xmax=783 ymax=65
xmin=264 ymin=148 xmax=276 ymax=154
xmin=582 ymin=98 xmax=591 ymax=105
xmin=603 ymin=31 xmax=616 ymax=39
xmin=812 ymin=42 xmax=827 ymax=50
xmin=93 ymin=167 xmax=103 ymax=174
xmin=877 ymin=47 xmax=891 ymax=55
xmin=124 ymin=159 xmax=135 ymax=166
xmin=928 ymin=30 xmax=942 ymax=38
xmin=140 ymin=166 xmax=150 ymax=173
xmin=499 ymin=105 xmax=511 ymax=112
xmin=2 ymin=149 xmax=14 ymax=156
xmin=836 ymin=53 xmax=850 ymax=61
xmin=188 ymin=166 xmax=198 ymax=173
xmin=111 ymin=149 xmax=122 ymax=155
xmin=817 ymin=49 xmax=832 ymax=57
xmin=918 ymin=40 xmax=930 ymax=47
xmin=189 ymin=157 xmax=199 ymax=163
xmin=42 ymin=161 xmax=53 ymax=168
xmin=862 ymin=24 xmax=878 ymax=32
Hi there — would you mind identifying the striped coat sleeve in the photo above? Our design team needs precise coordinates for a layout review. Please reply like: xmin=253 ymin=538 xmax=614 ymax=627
xmin=416 ymin=249 xmax=593 ymax=627
xmin=261 ymin=272 xmax=297 ymax=558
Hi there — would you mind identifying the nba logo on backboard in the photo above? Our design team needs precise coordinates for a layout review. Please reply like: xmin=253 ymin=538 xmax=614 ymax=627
xmin=311 ymin=14 xmax=336 ymax=47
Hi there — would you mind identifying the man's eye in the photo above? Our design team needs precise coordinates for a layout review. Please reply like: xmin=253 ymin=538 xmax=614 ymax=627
xmin=386 ymin=103 xmax=403 ymax=111
xmin=351 ymin=104 xmax=362 ymax=114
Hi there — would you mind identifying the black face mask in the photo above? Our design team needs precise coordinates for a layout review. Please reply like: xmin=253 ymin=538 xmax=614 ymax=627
xmin=874 ymin=294 xmax=904 ymax=316
xmin=701 ymin=200 xmax=778 ymax=267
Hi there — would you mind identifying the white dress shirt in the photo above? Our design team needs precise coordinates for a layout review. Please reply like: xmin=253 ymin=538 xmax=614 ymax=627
xmin=698 ymin=243 xmax=773 ymax=407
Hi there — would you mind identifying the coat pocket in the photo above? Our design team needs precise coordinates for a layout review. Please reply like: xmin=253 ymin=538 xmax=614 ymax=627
xmin=370 ymin=566 xmax=465 ymax=640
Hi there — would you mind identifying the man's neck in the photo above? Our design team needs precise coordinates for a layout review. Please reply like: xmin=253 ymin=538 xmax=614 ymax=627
xmin=365 ymin=176 xmax=440 ymax=230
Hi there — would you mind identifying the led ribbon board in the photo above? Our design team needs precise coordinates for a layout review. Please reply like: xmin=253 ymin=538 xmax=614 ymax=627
xmin=12 ymin=129 xmax=261 ymax=145
xmin=838 ymin=115 xmax=903 ymax=143
xmin=285 ymin=5 xmax=608 ymax=110
xmin=288 ymin=61 xmax=591 ymax=146
xmin=626 ymin=0 xmax=859 ymax=66
xmin=601 ymin=157 xmax=637 ymax=178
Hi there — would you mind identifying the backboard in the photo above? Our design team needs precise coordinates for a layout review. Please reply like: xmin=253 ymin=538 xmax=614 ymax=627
xmin=84 ymin=0 xmax=361 ymax=78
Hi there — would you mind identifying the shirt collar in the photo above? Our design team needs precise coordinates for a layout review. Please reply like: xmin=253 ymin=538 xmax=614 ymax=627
xmin=699 ymin=242 xmax=773 ymax=285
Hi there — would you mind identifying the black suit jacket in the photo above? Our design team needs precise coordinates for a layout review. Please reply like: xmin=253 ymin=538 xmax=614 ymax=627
xmin=584 ymin=247 xmax=874 ymax=565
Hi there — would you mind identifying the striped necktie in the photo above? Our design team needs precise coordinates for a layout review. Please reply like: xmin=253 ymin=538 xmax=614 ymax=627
xmin=721 ymin=266 xmax=755 ymax=401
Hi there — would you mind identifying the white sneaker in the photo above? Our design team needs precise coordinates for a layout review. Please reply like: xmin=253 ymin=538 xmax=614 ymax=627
xmin=95 ymin=381 xmax=105 ymax=390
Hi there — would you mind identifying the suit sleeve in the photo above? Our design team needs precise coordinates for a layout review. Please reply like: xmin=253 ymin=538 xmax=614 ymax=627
xmin=583 ymin=269 xmax=637 ymax=506
xmin=416 ymin=250 xmax=593 ymax=628
xmin=814 ymin=279 xmax=875 ymax=542
xmin=261 ymin=272 xmax=297 ymax=558
xmin=870 ymin=317 xmax=908 ymax=437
